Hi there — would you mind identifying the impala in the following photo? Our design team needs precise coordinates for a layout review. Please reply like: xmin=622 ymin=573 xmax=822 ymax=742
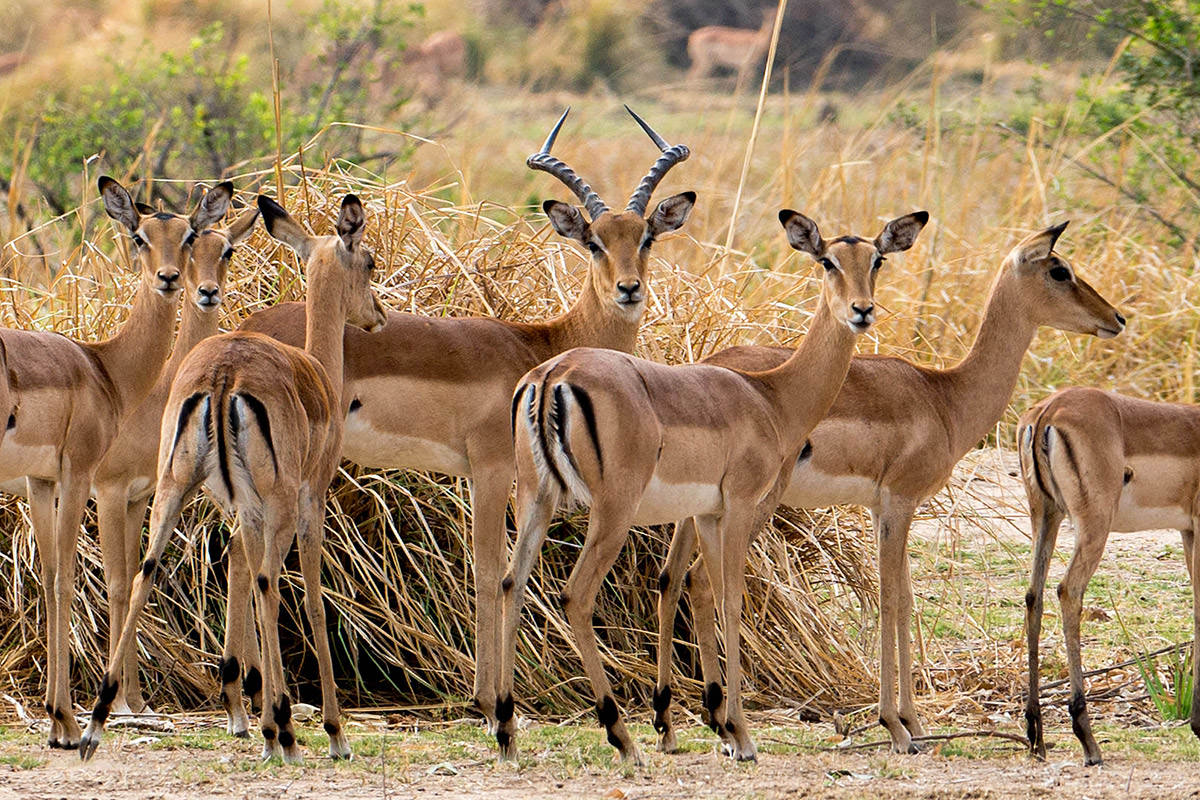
xmin=1018 ymin=385 xmax=1200 ymax=765
xmin=1 ymin=176 xmax=231 ymax=749
xmin=80 ymin=192 xmax=388 ymax=763
xmin=90 ymin=203 xmax=259 ymax=717
xmin=496 ymin=209 xmax=929 ymax=764
xmin=228 ymin=107 xmax=694 ymax=731
xmin=654 ymin=222 xmax=1126 ymax=755
xmin=686 ymin=7 xmax=775 ymax=84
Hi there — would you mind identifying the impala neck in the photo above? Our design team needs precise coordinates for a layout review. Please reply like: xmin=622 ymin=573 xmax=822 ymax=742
xmin=757 ymin=299 xmax=858 ymax=446
xmin=539 ymin=273 xmax=639 ymax=356
xmin=168 ymin=300 xmax=221 ymax=371
xmin=304 ymin=267 xmax=348 ymax=401
xmin=88 ymin=282 xmax=178 ymax=414
xmin=939 ymin=269 xmax=1038 ymax=454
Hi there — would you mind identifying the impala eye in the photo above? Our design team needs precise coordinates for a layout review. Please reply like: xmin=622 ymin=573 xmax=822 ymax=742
xmin=872 ymin=255 xmax=885 ymax=271
xmin=820 ymin=257 xmax=836 ymax=271
xmin=184 ymin=231 xmax=197 ymax=247
xmin=131 ymin=233 xmax=146 ymax=248
xmin=222 ymin=246 xmax=234 ymax=260
xmin=639 ymin=238 xmax=653 ymax=252
xmin=1049 ymin=266 xmax=1071 ymax=282
xmin=586 ymin=241 xmax=601 ymax=255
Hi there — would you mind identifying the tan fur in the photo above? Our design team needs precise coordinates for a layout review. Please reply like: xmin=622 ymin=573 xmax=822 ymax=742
xmin=3 ymin=176 xmax=231 ymax=749
xmin=686 ymin=8 xmax=775 ymax=83
xmin=495 ymin=210 xmax=928 ymax=764
xmin=89 ymin=207 xmax=258 ymax=717
xmin=654 ymin=222 xmax=1126 ymax=755
xmin=225 ymin=112 xmax=695 ymax=734
xmin=1019 ymin=387 xmax=1200 ymax=765
xmin=80 ymin=194 xmax=387 ymax=764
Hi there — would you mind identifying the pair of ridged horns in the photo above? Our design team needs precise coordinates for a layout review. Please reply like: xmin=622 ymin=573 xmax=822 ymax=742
xmin=526 ymin=106 xmax=690 ymax=220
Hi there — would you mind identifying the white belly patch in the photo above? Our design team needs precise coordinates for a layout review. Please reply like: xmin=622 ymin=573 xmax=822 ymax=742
xmin=631 ymin=476 xmax=723 ymax=526
xmin=342 ymin=416 xmax=469 ymax=476
xmin=779 ymin=464 xmax=877 ymax=509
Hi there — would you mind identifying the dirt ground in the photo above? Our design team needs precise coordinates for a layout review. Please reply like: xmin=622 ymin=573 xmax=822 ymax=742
xmin=3 ymin=720 xmax=1200 ymax=800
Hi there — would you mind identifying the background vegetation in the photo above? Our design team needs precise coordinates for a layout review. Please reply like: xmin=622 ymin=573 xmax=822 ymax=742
xmin=0 ymin=0 xmax=1196 ymax=739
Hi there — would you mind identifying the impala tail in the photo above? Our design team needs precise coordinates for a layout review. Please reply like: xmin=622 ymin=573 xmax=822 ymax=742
xmin=514 ymin=371 xmax=602 ymax=507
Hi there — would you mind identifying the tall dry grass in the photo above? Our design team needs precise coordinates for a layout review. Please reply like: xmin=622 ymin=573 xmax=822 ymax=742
xmin=0 ymin=72 xmax=1192 ymax=723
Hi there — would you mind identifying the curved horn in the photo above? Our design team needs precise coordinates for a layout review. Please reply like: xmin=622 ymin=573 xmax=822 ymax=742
xmin=625 ymin=105 xmax=691 ymax=216
xmin=526 ymin=107 xmax=610 ymax=221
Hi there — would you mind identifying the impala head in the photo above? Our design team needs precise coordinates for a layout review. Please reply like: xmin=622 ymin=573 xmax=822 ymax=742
xmin=99 ymin=176 xmax=233 ymax=296
xmin=529 ymin=106 xmax=695 ymax=320
xmin=256 ymin=193 xmax=388 ymax=333
xmin=186 ymin=206 xmax=259 ymax=312
xmin=1004 ymin=222 xmax=1125 ymax=339
xmin=780 ymin=209 xmax=929 ymax=333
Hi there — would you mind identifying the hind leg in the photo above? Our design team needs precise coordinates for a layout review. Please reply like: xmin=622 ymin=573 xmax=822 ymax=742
xmin=28 ymin=478 xmax=63 ymax=747
xmin=80 ymin=474 xmax=201 ymax=760
xmin=1024 ymin=491 xmax=1064 ymax=760
xmin=220 ymin=528 xmax=255 ymax=738
xmin=653 ymin=518 xmax=698 ymax=753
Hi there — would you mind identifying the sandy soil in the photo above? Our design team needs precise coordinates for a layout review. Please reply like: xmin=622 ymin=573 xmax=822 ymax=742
xmin=3 ymin=727 xmax=1200 ymax=800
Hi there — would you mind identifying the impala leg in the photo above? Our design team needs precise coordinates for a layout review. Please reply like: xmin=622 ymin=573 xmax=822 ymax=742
xmin=80 ymin=475 xmax=199 ymax=760
xmin=495 ymin=478 xmax=559 ymax=762
xmin=27 ymin=478 xmax=63 ymax=747
xmin=296 ymin=488 xmax=350 ymax=760
xmin=561 ymin=503 xmax=642 ymax=765
xmin=221 ymin=529 xmax=254 ymax=737
xmin=1183 ymin=526 xmax=1200 ymax=743
xmin=122 ymin=497 xmax=152 ymax=713
xmin=49 ymin=472 xmax=89 ymax=749
xmin=1057 ymin=514 xmax=1110 ymax=766
xmin=689 ymin=518 xmax=729 ymax=748
xmin=892 ymin=509 xmax=925 ymax=741
xmin=468 ymin=470 xmax=512 ymax=733
xmin=1024 ymin=494 xmax=1064 ymax=760
xmin=653 ymin=517 xmax=698 ymax=753
xmin=250 ymin=498 xmax=302 ymax=764
xmin=875 ymin=507 xmax=920 ymax=754
xmin=711 ymin=510 xmax=757 ymax=762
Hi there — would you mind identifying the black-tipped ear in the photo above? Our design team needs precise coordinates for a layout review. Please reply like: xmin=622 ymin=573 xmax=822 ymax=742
xmin=336 ymin=194 xmax=366 ymax=251
xmin=543 ymin=199 xmax=589 ymax=244
xmin=99 ymin=176 xmax=140 ymax=232
xmin=1014 ymin=220 xmax=1070 ymax=265
xmin=647 ymin=191 xmax=696 ymax=238
xmin=257 ymin=194 xmax=313 ymax=260
xmin=778 ymin=209 xmax=823 ymax=258
xmin=191 ymin=181 xmax=234 ymax=232
xmin=135 ymin=202 xmax=156 ymax=217
xmin=875 ymin=210 xmax=929 ymax=255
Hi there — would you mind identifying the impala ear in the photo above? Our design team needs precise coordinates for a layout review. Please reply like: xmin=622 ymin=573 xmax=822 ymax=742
xmin=875 ymin=211 xmax=929 ymax=254
xmin=98 ymin=176 xmax=140 ymax=232
xmin=1013 ymin=221 xmax=1069 ymax=265
xmin=257 ymin=194 xmax=314 ymax=261
xmin=191 ymin=181 xmax=234 ymax=232
xmin=224 ymin=208 xmax=260 ymax=245
xmin=778 ymin=209 xmax=823 ymax=258
xmin=647 ymin=191 xmax=696 ymax=238
xmin=543 ymin=199 xmax=589 ymax=244
xmin=336 ymin=194 xmax=366 ymax=252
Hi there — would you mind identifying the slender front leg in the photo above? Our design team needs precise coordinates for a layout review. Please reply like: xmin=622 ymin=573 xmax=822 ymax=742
xmin=653 ymin=517 xmax=698 ymax=753
xmin=495 ymin=478 xmax=559 ymax=762
xmin=221 ymin=528 xmax=254 ymax=738
xmin=121 ymin=496 xmax=152 ymax=713
xmin=1057 ymin=513 xmax=1111 ymax=766
xmin=27 ymin=478 xmax=63 ymax=747
xmin=892 ymin=509 xmax=925 ymax=741
xmin=296 ymin=489 xmax=350 ymax=759
xmin=1024 ymin=496 xmax=1064 ymax=760
xmin=80 ymin=475 xmax=199 ymax=760
xmin=711 ymin=509 xmax=756 ymax=762
xmin=467 ymin=469 xmax=513 ymax=733
xmin=875 ymin=506 xmax=920 ymax=754
xmin=50 ymin=471 xmax=90 ymax=749
xmin=687 ymin=518 xmax=729 ymax=748
xmin=560 ymin=502 xmax=642 ymax=765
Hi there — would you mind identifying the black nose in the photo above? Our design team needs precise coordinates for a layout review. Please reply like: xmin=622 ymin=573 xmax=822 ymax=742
xmin=617 ymin=280 xmax=641 ymax=296
xmin=199 ymin=287 xmax=219 ymax=302
xmin=851 ymin=303 xmax=874 ymax=317
xmin=157 ymin=270 xmax=180 ymax=286
xmin=1115 ymin=311 xmax=1126 ymax=326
